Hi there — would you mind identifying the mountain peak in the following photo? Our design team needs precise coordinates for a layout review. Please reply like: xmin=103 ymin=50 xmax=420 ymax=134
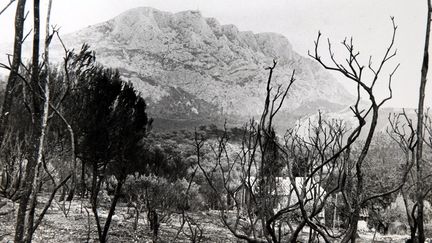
xmin=81 ymin=7 xmax=295 ymax=58
xmin=52 ymin=7 xmax=354 ymax=128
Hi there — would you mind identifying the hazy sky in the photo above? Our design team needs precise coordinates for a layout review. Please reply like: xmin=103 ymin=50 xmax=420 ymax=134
xmin=0 ymin=0 xmax=429 ymax=108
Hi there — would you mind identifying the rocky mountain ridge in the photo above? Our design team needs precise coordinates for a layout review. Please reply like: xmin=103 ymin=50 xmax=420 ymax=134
xmin=51 ymin=7 xmax=354 ymax=128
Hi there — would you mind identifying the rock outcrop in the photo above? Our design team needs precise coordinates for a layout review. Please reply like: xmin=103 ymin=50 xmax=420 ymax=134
xmin=49 ymin=7 xmax=354 ymax=128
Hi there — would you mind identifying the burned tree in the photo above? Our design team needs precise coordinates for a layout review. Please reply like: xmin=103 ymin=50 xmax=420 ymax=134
xmin=195 ymin=60 xmax=363 ymax=242
xmin=0 ymin=0 xmax=26 ymax=147
xmin=195 ymin=61 xmax=295 ymax=242
xmin=309 ymin=18 xmax=400 ymax=242
xmin=0 ymin=2 xmax=96 ymax=241
xmin=195 ymin=16 xmax=402 ymax=242
xmin=387 ymin=111 xmax=423 ymax=241
xmin=414 ymin=1 xmax=432 ymax=242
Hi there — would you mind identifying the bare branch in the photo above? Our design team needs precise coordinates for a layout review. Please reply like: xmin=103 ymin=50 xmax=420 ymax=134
xmin=0 ymin=0 xmax=16 ymax=16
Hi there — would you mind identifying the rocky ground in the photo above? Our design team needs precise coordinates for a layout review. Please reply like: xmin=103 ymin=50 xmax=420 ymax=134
xmin=0 ymin=196 xmax=414 ymax=242
xmin=0 ymin=196 xmax=236 ymax=243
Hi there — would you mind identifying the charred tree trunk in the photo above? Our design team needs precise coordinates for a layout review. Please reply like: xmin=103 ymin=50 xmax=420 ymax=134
xmin=15 ymin=1 xmax=56 ymax=241
xmin=81 ymin=160 xmax=86 ymax=197
xmin=65 ymin=123 xmax=76 ymax=201
xmin=148 ymin=209 xmax=160 ymax=241
xmin=91 ymin=163 xmax=106 ymax=242
xmin=133 ymin=206 xmax=140 ymax=231
xmin=340 ymin=105 xmax=379 ymax=243
xmin=0 ymin=0 xmax=26 ymax=148
xmin=14 ymin=0 xmax=42 ymax=241
xmin=415 ymin=1 xmax=431 ymax=242
xmin=100 ymin=177 xmax=124 ymax=243
xmin=91 ymin=162 xmax=97 ymax=203
xmin=26 ymin=0 xmax=52 ymax=238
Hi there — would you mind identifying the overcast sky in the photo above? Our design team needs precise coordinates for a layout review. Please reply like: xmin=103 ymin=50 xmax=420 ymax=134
xmin=0 ymin=0 xmax=429 ymax=108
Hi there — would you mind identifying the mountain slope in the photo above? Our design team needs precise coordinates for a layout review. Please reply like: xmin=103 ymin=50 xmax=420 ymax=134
xmin=50 ymin=7 xmax=354 ymax=128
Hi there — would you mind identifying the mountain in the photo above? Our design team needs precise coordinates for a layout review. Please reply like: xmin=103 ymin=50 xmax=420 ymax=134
xmin=49 ymin=7 xmax=354 ymax=129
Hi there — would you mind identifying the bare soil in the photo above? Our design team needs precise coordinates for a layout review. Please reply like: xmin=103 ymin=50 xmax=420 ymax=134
xmin=0 ymin=196 xmax=237 ymax=243
xmin=0 ymin=196 xmax=413 ymax=242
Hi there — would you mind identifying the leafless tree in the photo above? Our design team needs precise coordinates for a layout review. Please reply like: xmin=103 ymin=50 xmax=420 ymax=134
xmin=308 ymin=17 xmax=400 ymax=242
xmin=0 ymin=1 xmax=81 ymax=241
xmin=197 ymin=16 xmax=403 ymax=243
xmin=386 ymin=109 xmax=432 ymax=242
xmin=0 ymin=0 xmax=26 ymax=148
xmin=172 ymin=157 xmax=205 ymax=243
xmin=0 ymin=0 xmax=17 ymax=16
xmin=387 ymin=111 xmax=418 ymax=240
xmin=13 ymin=0 xmax=44 ymax=240
xmin=414 ymin=1 xmax=432 ymax=242
xmin=194 ymin=62 xmax=356 ymax=243
xmin=385 ymin=2 xmax=432 ymax=241
xmin=195 ymin=61 xmax=293 ymax=242
xmin=195 ymin=60 xmax=369 ymax=242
